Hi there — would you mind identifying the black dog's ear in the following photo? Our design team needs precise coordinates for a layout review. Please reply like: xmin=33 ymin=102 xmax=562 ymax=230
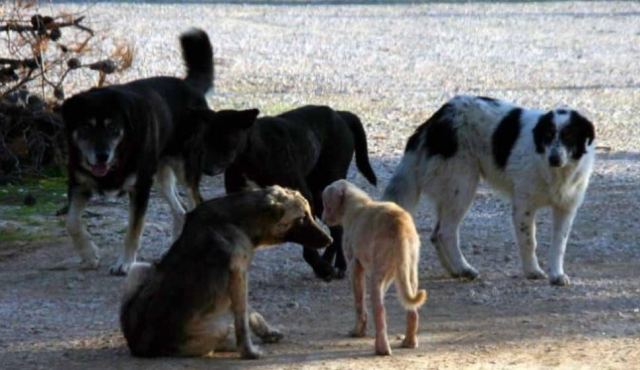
xmin=561 ymin=111 xmax=595 ymax=160
xmin=569 ymin=111 xmax=595 ymax=146
xmin=61 ymin=94 xmax=88 ymax=124
xmin=214 ymin=108 xmax=260 ymax=129
xmin=189 ymin=108 xmax=259 ymax=130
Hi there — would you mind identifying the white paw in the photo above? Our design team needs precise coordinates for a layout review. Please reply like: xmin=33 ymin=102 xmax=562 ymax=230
xmin=78 ymin=242 xmax=100 ymax=270
xmin=550 ymin=274 xmax=571 ymax=286
xmin=452 ymin=266 xmax=479 ymax=280
xmin=109 ymin=257 xmax=134 ymax=276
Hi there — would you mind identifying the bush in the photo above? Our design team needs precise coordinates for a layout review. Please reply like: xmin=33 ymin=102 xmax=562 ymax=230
xmin=0 ymin=0 xmax=133 ymax=180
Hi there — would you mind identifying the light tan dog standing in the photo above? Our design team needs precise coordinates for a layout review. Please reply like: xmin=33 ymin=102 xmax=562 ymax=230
xmin=322 ymin=179 xmax=427 ymax=356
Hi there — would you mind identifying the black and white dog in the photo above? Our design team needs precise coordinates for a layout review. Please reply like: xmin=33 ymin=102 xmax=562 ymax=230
xmin=224 ymin=105 xmax=378 ymax=280
xmin=383 ymin=95 xmax=595 ymax=286
xmin=61 ymin=29 xmax=259 ymax=275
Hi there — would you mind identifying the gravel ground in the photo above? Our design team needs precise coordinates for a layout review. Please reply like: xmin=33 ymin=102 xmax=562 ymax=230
xmin=1 ymin=1 xmax=639 ymax=369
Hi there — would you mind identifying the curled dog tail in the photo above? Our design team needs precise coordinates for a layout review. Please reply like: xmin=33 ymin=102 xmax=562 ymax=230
xmin=395 ymin=270 xmax=427 ymax=310
xmin=394 ymin=243 xmax=427 ymax=310
xmin=180 ymin=28 xmax=214 ymax=95
xmin=339 ymin=111 xmax=378 ymax=186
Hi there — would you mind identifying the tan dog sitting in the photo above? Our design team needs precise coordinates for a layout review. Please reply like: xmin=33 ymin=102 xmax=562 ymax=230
xmin=322 ymin=179 xmax=427 ymax=356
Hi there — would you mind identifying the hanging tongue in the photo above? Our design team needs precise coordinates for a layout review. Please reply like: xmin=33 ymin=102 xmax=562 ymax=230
xmin=90 ymin=163 xmax=110 ymax=177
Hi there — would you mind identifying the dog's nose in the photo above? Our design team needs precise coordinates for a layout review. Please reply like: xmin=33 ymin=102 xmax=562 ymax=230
xmin=95 ymin=152 xmax=109 ymax=163
xmin=548 ymin=155 xmax=561 ymax=167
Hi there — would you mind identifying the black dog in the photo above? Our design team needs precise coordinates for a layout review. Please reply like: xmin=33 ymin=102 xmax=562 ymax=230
xmin=61 ymin=29 xmax=259 ymax=275
xmin=120 ymin=186 xmax=333 ymax=358
xmin=224 ymin=105 xmax=377 ymax=280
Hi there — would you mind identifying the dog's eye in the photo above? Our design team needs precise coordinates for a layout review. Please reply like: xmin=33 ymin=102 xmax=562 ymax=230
xmin=562 ymin=133 xmax=574 ymax=142
xmin=297 ymin=217 xmax=305 ymax=225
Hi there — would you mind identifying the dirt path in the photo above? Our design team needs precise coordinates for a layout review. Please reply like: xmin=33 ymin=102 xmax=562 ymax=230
xmin=1 ymin=2 xmax=640 ymax=369
xmin=1 ymin=152 xmax=638 ymax=369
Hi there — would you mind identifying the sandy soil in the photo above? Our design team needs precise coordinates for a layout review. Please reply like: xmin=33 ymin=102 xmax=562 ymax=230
xmin=1 ymin=2 xmax=639 ymax=369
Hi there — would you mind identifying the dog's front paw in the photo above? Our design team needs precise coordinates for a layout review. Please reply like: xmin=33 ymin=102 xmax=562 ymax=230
xmin=109 ymin=258 xmax=133 ymax=276
xmin=451 ymin=266 xmax=479 ymax=280
xmin=312 ymin=262 xmax=336 ymax=282
xmin=259 ymin=329 xmax=283 ymax=344
xmin=241 ymin=345 xmax=263 ymax=360
xmin=550 ymin=274 xmax=571 ymax=286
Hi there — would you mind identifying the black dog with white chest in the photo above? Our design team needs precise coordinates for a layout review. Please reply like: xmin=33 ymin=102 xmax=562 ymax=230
xmin=224 ymin=105 xmax=378 ymax=280
xmin=62 ymin=29 xmax=259 ymax=275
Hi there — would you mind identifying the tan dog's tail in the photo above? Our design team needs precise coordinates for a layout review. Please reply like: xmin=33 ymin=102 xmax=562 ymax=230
xmin=395 ymin=263 xmax=427 ymax=310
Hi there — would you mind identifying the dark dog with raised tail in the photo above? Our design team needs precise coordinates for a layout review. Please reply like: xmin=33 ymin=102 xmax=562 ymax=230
xmin=62 ymin=29 xmax=259 ymax=275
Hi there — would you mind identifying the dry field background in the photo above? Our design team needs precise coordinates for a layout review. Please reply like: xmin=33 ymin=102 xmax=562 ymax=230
xmin=1 ymin=1 xmax=639 ymax=369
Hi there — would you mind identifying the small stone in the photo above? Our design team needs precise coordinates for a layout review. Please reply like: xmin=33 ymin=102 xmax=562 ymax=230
xmin=287 ymin=301 xmax=299 ymax=309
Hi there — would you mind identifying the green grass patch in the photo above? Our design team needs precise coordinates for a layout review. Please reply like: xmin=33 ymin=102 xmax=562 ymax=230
xmin=0 ymin=228 xmax=52 ymax=243
xmin=0 ymin=177 xmax=67 ymax=243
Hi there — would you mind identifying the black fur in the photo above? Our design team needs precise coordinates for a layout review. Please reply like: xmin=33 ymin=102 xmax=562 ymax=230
xmin=180 ymin=29 xmax=214 ymax=95
xmin=224 ymin=105 xmax=377 ymax=280
xmin=405 ymin=103 xmax=457 ymax=158
xmin=478 ymin=96 xmax=501 ymax=106
xmin=120 ymin=188 xmax=332 ymax=357
xmin=62 ymin=29 xmax=259 ymax=272
xmin=492 ymin=108 xmax=522 ymax=169
xmin=63 ymin=29 xmax=258 ymax=199
xmin=532 ymin=111 xmax=556 ymax=154
xmin=562 ymin=111 xmax=595 ymax=160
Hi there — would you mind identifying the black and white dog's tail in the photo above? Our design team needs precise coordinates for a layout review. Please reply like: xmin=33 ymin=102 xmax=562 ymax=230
xmin=382 ymin=150 xmax=422 ymax=214
xmin=383 ymin=103 xmax=458 ymax=213
xmin=338 ymin=111 xmax=378 ymax=186
xmin=180 ymin=28 xmax=214 ymax=95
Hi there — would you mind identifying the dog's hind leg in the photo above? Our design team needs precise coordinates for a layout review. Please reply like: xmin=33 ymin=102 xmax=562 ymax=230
xmin=110 ymin=182 xmax=151 ymax=276
xmin=512 ymin=198 xmax=547 ymax=281
xmin=548 ymin=206 xmax=577 ymax=286
xmin=249 ymin=311 xmax=283 ymax=344
xmin=371 ymin=273 xmax=392 ymax=356
xmin=66 ymin=187 xmax=99 ymax=269
xmin=350 ymin=259 xmax=367 ymax=338
xmin=158 ymin=165 xmax=186 ymax=239
xmin=180 ymin=314 xmax=232 ymax=356
xmin=430 ymin=168 xmax=480 ymax=280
